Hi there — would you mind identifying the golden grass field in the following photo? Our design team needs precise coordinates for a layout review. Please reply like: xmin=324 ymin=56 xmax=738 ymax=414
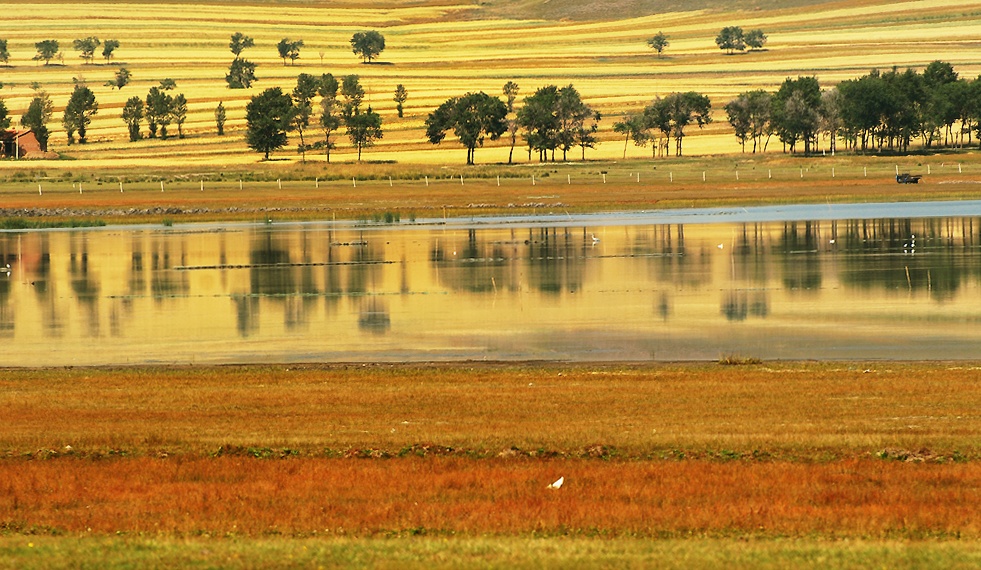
xmin=5 ymin=362 xmax=981 ymax=568
xmin=4 ymin=1 xmax=981 ymax=567
xmin=0 ymin=0 xmax=979 ymax=174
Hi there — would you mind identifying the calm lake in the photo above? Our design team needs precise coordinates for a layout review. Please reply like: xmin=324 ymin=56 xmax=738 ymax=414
xmin=2 ymin=201 xmax=981 ymax=366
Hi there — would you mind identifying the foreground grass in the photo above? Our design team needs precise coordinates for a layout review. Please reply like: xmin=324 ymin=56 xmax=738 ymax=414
xmin=4 ymin=536 xmax=981 ymax=570
xmin=6 ymin=361 xmax=981 ymax=564
xmin=5 ymin=361 xmax=981 ymax=456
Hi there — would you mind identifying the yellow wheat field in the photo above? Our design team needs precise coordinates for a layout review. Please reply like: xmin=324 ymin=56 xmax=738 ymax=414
xmin=0 ymin=0 xmax=979 ymax=170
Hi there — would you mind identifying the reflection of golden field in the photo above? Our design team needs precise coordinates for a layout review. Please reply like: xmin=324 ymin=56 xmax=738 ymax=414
xmin=3 ymin=362 xmax=981 ymax=538
xmin=0 ymin=0 xmax=978 ymax=171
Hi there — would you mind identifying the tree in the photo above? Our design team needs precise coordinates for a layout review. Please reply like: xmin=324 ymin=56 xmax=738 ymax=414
xmin=393 ymin=84 xmax=408 ymax=118
xmin=613 ymin=114 xmax=648 ymax=159
xmin=318 ymin=73 xmax=341 ymax=162
xmin=772 ymin=76 xmax=822 ymax=154
xmin=215 ymin=102 xmax=226 ymax=136
xmin=838 ymin=70 xmax=893 ymax=151
xmin=744 ymin=29 xmax=767 ymax=51
xmin=105 ymin=67 xmax=131 ymax=90
xmin=725 ymin=90 xmax=771 ymax=153
xmin=425 ymin=92 xmax=508 ymax=165
xmin=145 ymin=85 xmax=173 ymax=139
xmin=229 ymin=32 xmax=254 ymax=58
xmin=277 ymin=38 xmax=303 ymax=66
xmin=226 ymin=58 xmax=257 ymax=89
xmin=21 ymin=88 xmax=53 ymax=151
xmin=341 ymin=75 xmax=365 ymax=110
xmin=344 ymin=105 xmax=383 ymax=162
xmin=647 ymin=32 xmax=669 ymax=58
xmin=34 ymin=40 xmax=59 ymax=65
xmin=554 ymin=85 xmax=598 ymax=161
xmin=503 ymin=81 xmax=520 ymax=163
xmin=643 ymin=97 xmax=673 ymax=157
xmin=350 ymin=31 xmax=385 ymax=63
xmin=173 ymin=94 xmax=188 ymax=138
xmin=122 ymin=96 xmax=144 ymax=141
xmin=0 ymin=39 xmax=9 ymax=65
xmin=725 ymin=96 xmax=752 ymax=153
xmin=648 ymin=91 xmax=712 ymax=156
xmin=291 ymin=73 xmax=320 ymax=161
xmin=0 ymin=99 xmax=9 ymax=132
xmin=246 ymin=87 xmax=295 ymax=160
xmin=73 ymin=37 xmax=101 ymax=64
xmin=227 ymin=32 xmax=257 ymax=89
xmin=715 ymin=26 xmax=745 ymax=55
xmin=102 ymin=39 xmax=120 ymax=63
xmin=518 ymin=85 xmax=561 ymax=161
xmin=63 ymin=84 xmax=98 ymax=145
xmin=819 ymin=88 xmax=844 ymax=154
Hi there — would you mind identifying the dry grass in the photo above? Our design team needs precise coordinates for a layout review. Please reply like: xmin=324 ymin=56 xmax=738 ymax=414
xmin=4 ymin=361 xmax=981 ymax=457
xmin=4 ymin=362 xmax=981 ymax=543
xmin=4 ymin=456 xmax=981 ymax=538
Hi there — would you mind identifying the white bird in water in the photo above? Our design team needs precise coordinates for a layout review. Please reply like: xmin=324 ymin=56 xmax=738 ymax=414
xmin=548 ymin=476 xmax=564 ymax=489
xmin=590 ymin=234 xmax=600 ymax=243
xmin=717 ymin=243 xmax=724 ymax=250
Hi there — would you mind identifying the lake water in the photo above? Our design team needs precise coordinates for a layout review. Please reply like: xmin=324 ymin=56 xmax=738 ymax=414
xmin=2 ymin=201 xmax=981 ymax=366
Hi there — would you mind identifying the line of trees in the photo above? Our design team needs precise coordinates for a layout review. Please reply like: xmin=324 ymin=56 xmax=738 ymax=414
xmin=27 ymin=38 xmax=120 ymax=66
xmin=725 ymin=61 xmax=981 ymax=155
xmin=244 ymin=73 xmax=384 ymax=161
xmin=613 ymin=92 xmax=712 ymax=158
xmin=121 ymin=79 xmax=188 ymax=142
xmin=425 ymin=83 xmax=600 ymax=164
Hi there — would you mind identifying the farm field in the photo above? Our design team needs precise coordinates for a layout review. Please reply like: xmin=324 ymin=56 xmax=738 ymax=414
xmin=0 ymin=0 xmax=979 ymax=175
xmin=5 ymin=362 xmax=981 ymax=567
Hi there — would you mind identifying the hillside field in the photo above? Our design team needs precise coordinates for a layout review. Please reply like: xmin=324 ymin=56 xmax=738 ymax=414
xmin=0 ymin=0 xmax=979 ymax=175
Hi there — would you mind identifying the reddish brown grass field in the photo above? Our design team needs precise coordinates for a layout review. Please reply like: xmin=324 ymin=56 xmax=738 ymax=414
xmin=3 ymin=362 xmax=981 ymax=539
xmin=3 ymin=456 xmax=980 ymax=538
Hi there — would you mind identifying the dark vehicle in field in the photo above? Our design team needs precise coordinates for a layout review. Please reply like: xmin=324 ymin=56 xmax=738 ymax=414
xmin=897 ymin=173 xmax=922 ymax=184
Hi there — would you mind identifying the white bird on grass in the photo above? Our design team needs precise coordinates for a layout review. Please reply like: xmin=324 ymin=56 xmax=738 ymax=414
xmin=547 ymin=476 xmax=564 ymax=489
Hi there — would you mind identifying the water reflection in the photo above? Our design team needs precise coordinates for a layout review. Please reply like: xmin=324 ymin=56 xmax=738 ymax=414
xmin=2 ymin=213 xmax=981 ymax=366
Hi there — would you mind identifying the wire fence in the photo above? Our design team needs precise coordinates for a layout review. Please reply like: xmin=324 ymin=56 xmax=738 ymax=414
xmin=4 ymin=160 xmax=979 ymax=197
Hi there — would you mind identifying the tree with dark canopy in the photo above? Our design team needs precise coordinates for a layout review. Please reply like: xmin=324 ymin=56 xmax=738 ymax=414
xmin=21 ymin=87 xmax=53 ymax=151
xmin=63 ymin=84 xmax=98 ymax=144
xmin=425 ymin=92 xmax=508 ymax=165
xmin=350 ymin=31 xmax=385 ymax=63
xmin=246 ymin=87 xmax=295 ymax=160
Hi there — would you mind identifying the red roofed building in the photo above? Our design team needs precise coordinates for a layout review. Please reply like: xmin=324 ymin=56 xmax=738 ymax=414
xmin=0 ymin=130 xmax=44 ymax=159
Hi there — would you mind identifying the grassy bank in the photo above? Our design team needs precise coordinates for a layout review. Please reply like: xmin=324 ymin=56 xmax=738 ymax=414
xmin=1 ymin=154 xmax=978 ymax=224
